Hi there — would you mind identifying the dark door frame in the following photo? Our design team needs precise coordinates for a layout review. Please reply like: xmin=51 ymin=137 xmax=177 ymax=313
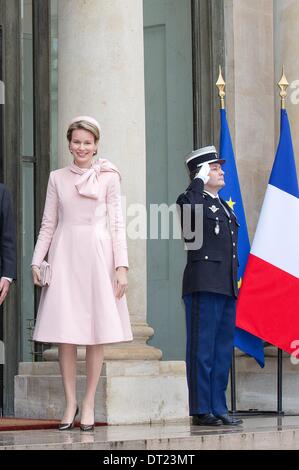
xmin=33 ymin=0 xmax=51 ymax=232
xmin=0 ymin=0 xmax=50 ymax=415
xmin=192 ymin=0 xmax=225 ymax=149
xmin=32 ymin=0 xmax=51 ymax=361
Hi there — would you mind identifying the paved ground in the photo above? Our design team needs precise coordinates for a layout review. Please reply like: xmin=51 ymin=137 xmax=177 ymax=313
xmin=1 ymin=415 xmax=299 ymax=450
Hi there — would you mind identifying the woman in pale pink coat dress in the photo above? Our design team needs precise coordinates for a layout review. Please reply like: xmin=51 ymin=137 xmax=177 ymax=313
xmin=31 ymin=116 xmax=132 ymax=431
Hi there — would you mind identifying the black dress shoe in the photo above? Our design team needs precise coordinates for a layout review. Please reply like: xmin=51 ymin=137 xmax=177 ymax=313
xmin=192 ymin=413 xmax=222 ymax=426
xmin=80 ymin=423 xmax=95 ymax=432
xmin=215 ymin=414 xmax=243 ymax=426
xmin=58 ymin=406 xmax=79 ymax=431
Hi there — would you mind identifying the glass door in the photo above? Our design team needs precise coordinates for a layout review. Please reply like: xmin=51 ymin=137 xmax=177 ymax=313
xmin=0 ymin=0 xmax=51 ymax=415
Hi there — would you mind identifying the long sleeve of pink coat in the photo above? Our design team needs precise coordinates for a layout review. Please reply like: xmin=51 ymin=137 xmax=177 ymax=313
xmin=31 ymin=172 xmax=58 ymax=267
xmin=107 ymin=173 xmax=129 ymax=269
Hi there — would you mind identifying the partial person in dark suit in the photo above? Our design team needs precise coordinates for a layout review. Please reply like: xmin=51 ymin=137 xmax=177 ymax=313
xmin=177 ymin=146 xmax=242 ymax=427
xmin=0 ymin=184 xmax=16 ymax=305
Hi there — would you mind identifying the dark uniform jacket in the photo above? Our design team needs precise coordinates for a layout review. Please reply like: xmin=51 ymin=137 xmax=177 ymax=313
xmin=0 ymin=184 xmax=17 ymax=280
xmin=177 ymin=177 xmax=239 ymax=298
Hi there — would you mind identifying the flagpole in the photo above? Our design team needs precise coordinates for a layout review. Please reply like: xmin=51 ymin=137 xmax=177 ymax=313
xmin=216 ymin=66 xmax=237 ymax=414
xmin=276 ymin=67 xmax=289 ymax=416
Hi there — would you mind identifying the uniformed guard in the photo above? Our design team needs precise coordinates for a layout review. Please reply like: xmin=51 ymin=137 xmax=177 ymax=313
xmin=177 ymin=145 xmax=242 ymax=426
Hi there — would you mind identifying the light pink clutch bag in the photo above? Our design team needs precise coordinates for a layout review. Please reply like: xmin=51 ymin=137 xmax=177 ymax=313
xmin=40 ymin=261 xmax=51 ymax=287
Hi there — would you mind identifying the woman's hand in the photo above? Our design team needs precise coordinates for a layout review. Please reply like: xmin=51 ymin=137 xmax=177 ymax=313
xmin=115 ymin=266 xmax=128 ymax=299
xmin=32 ymin=265 xmax=42 ymax=287
xmin=0 ymin=278 xmax=11 ymax=306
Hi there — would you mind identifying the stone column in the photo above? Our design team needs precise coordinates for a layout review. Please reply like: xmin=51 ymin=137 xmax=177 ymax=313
xmin=44 ymin=0 xmax=161 ymax=360
xmin=224 ymin=0 xmax=275 ymax=241
xmin=274 ymin=0 xmax=299 ymax=160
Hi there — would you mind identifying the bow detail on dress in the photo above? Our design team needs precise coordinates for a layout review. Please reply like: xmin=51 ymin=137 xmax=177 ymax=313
xmin=70 ymin=159 xmax=120 ymax=199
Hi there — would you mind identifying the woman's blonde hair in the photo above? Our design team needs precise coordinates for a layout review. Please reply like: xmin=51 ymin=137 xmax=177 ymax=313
xmin=67 ymin=120 xmax=100 ymax=144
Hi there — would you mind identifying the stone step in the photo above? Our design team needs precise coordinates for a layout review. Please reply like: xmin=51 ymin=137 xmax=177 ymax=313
xmin=15 ymin=360 xmax=189 ymax=424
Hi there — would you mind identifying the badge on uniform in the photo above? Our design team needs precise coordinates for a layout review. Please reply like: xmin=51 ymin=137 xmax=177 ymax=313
xmin=209 ymin=205 xmax=219 ymax=213
xmin=214 ymin=217 xmax=220 ymax=235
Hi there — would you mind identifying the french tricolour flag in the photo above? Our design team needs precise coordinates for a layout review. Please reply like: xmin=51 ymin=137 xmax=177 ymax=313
xmin=236 ymin=109 xmax=299 ymax=354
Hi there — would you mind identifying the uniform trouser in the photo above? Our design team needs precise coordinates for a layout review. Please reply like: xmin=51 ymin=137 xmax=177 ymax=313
xmin=183 ymin=291 xmax=236 ymax=416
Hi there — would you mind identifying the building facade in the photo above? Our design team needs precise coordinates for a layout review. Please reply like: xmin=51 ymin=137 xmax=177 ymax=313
xmin=0 ymin=0 xmax=297 ymax=416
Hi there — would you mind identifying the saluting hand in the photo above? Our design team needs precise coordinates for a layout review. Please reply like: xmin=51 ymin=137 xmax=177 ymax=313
xmin=32 ymin=265 xmax=43 ymax=287
xmin=115 ymin=266 xmax=128 ymax=299
xmin=195 ymin=162 xmax=210 ymax=184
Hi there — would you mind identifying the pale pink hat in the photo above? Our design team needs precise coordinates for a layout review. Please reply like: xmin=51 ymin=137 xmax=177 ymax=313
xmin=69 ymin=115 xmax=101 ymax=135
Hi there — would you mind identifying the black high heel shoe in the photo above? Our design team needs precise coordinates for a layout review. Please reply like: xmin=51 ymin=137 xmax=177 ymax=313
xmin=80 ymin=423 xmax=95 ymax=432
xmin=58 ymin=406 xmax=79 ymax=431
xmin=80 ymin=405 xmax=95 ymax=431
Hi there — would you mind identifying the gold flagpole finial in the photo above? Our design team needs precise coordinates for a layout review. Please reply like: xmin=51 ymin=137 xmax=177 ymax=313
xmin=278 ymin=65 xmax=289 ymax=109
xmin=216 ymin=65 xmax=226 ymax=110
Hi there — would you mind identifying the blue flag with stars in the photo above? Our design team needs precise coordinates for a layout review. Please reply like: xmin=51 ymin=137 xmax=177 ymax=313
xmin=219 ymin=109 xmax=265 ymax=367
